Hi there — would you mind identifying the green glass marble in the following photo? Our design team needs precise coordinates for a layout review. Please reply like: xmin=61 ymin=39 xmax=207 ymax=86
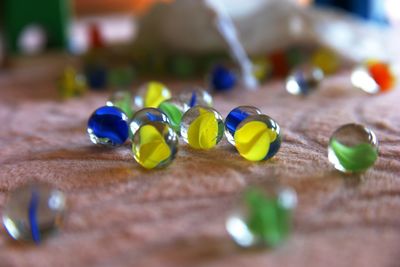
xmin=158 ymin=97 xmax=187 ymax=133
xmin=226 ymin=186 xmax=297 ymax=248
xmin=107 ymin=90 xmax=134 ymax=119
xmin=328 ymin=123 xmax=378 ymax=173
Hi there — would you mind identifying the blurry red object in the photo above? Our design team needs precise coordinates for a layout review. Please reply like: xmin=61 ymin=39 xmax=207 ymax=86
xmin=367 ymin=61 xmax=396 ymax=92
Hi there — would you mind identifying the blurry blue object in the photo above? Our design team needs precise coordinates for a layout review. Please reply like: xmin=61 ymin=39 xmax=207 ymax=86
xmin=314 ymin=0 xmax=388 ymax=24
xmin=85 ymin=65 xmax=108 ymax=90
xmin=210 ymin=65 xmax=237 ymax=91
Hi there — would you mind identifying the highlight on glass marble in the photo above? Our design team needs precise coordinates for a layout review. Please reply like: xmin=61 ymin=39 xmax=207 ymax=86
xmin=107 ymin=90 xmax=134 ymax=119
xmin=178 ymin=88 xmax=213 ymax=109
xmin=180 ymin=106 xmax=224 ymax=150
xmin=58 ymin=66 xmax=87 ymax=99
xmin=129 ymin=107 xmax=170 ymax=137
xmin=87 ymin=106 xmax=129 ymax=146
xmin=132 ymin=121 xmax=178 ymax=169
xmin=226 ymin=186 xmax=297 ymax=248
xmin=208 ymin=64 xmax=237 ymax=92
xmin=224 ymin=106 xmax=262 ymax=146
xmin=328 ymin=123 xmax=378 ymax=173
xmin=158 ymin=97 xmax=188 ymax=133
xmin=351 ymin=60 xmax=396 ymax=94
xmin=133 ymin=81 xmax=171 ymax=110
xmin=285 ymin=64 xmax=324 ymax=96
xmin=2 ymin=183 xmax=66 ymax=244
xmin=233 ymin=114 xmax=282 ymax=162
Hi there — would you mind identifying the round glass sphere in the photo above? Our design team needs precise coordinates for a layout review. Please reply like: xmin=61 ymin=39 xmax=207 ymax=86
xmin=87 ymin=106 xmax=129 ymax=146
xmin=234 ymin=114 xmax=281 ymax=161
xmin=328 ymin=123 xmax=378 ymax=173
xmin=133 ymin=81 xmax=171 ymax=110
xmin=209 ymin=64 xmax=237 ymax=92
xmin=132 ymin=121 xmax=178 ymax=169
xmin=129 ymin=108 xmax=170 ymax=137
xmin=226 ymin=186 xmax=297 ymax=248
xmin=224 ymin=106 xmax=262 ymax=146
xmin=2 ymin=183 xmax=66 ymax=244
xmin=351 ymin=60 xmax=396 ymax=94
xmin=179 ymin=88 xmax=213 ymax=109
xmin=158 ymin=97 xmax=188 ymax=133
xmin=106 ymin=90 xmax=133 ymax=119
xmin=285 ymin=64 xmax=324 ymax=96
xmin=180 ymin=106 xmax=224 ymax=150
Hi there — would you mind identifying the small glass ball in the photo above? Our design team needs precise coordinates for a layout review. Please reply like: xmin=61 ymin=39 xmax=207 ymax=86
xmin=133 ymin=81 xmax=171 ymax=110
xmin=225 ymin=106 xmax=262 ymax=146
xmin=179 ymin=88 xmax=213 ymax=109
xmin=209 ymin=64 xmax=237 ymax=92
xmin=234 ymin=114 xmax=281 ymax=161
xmin=226 ymin=186 xmax=297 ymax=248
xmin=311 ymin=48 xmax=340 ymax=75
xmin=129 ymin=107 xmax=170 ymax=137
xmin=158 ymin=97 xmax=188 ymax=133
xmin=106 ymin=90 xmax=134 ymax=119
xmin=180 ymin=106 xmax=224 ymax=150
xmin=2 ymin=183 xmax=66 ymax=244
xmin=286 ymin=64 xmax=324 ymax=96
xmin=132 ymin=121 xmax=178 ymax=169
xmin=58 ymin=66 xmax=87 ymax=99
xmin=351 ymin=60 xmax=396 ymax=94
xmin=87 ymin=106 xmax=129 ymax=146
xmin=328 ymin=123 xmax=378 ymax=173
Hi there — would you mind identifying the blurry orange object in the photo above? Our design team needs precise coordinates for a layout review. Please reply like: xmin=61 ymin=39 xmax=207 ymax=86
xmin=74 ymin=0 xmax=173 ymax=15
xmin=367 ymin=61 xmax=396 ymax=92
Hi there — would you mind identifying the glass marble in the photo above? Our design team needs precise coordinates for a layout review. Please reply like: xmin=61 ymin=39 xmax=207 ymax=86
xmin=209 ymin=64 xmax=237 ymax=91
xmin=85 ymin=64 xmax=108 ymax=90
xmin=87 ymin=106 xmax=129 ymax=146
xmin=58 ymin=66 xmax=87 ymax=99
xmin=129 ymin=108 xmax=170 ymax=136
xmin=224 ymin=106 xmax=262 ymax=146
xmin=226 ymin=186 xmax=297 ymax=248
xmin=2 ymin=183 xmax=66 ymax=244
xmin=132 ymin=121 xmax=178 ymax=169
xmin=179 ymin=88 xmax=213 ymax=109
xmin=328 ymin=123 xmax=378 ymax=173
xmin=286 ymin=64 xmax=324 ymax=96
xmin=107 ymin=66 xmax=135 ymax=88
xmin=252 ymin=57 xmax=272 ymax=82
xmin=351 ymin=60 xmax=396 ymax=94
xmin=158 ymin=98 xmax=188 ymax=133
xmin=133 ymin=81 xmax=171 ymax=110
xmin=311 ymin=48 xmax=340 ymax=75
xmin=180 ymin=106 xmax=224 ymax=150
xmin=234 ymin=114 xmax=281 ymax=161
xmin=107 ymin=90 xmax=134 ymax=119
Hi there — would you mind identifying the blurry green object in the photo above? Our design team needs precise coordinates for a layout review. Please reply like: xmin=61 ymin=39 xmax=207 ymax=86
xmin=108 ymin=66 xmax=136 ymax=88
xmin=286 ymin=47 xmax=306 ymax=68
xmin=3 ymin=0 xmax=71 ymax=53
xmin=107 ymin=90 xmax=134 ymax=119
xmin=58 ymin=66 xmax=87 ymax=99
xmin=168 ymin=55 xmax=196 ymax=78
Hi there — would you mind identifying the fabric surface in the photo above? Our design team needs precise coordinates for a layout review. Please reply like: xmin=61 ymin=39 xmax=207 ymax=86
xmin=0 ymin=64 xmax=400 ymax=267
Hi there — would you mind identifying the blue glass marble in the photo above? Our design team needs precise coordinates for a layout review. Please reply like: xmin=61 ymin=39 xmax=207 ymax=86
xmin=209 ymin=65 xmax=237 ymax=91
xmin=179 ymin=88 xmax=213 ymax=109
xmin=224 ymin=106 xmax=262 ymax=145
xmin=87 ymin=106 xmax=129 ymax=146
xmin=129 ymin=108 xmax=170 ymax=136
xmin=2 ymin=183 xmax=66 ymax=244
xmin=85 ymin=64 xmax=108 ymax=90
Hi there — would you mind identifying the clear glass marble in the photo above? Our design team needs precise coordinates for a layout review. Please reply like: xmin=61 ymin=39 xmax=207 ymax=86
xmin=226 ymin=186 xmax=297 ymax=248
xmin=2 ymin=183 xmax=66 ymax=244
xmin=328 ymin=123 xmax=378 ymax=173
xmin=132 ymin=121 xmax=178 ymax=169
xmin=129 ymin=108 xmax=170 ymax=137
xmin=234 ymin=114 xmax=281 ymax=161
xmin=285 ymin=64 xmax=324 ymax=96
xmin=133 ymin=81 xmax=171 ymax=110
xmin=224 ymin=106 xmax=262 ymax=146
xmin=87 ymin=106 xmax=130 ymax=146
xmin=107 ymin=90 xmax=134 ymax=119
xmin=180 ymin=106 xmax=224 ymax=150
xmin=158 ymin=97 xmax=188 ymax=133
xmin=179 ymin=88 xmax=213 ymax=109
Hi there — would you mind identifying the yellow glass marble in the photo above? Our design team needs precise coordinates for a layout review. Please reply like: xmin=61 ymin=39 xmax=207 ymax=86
xmin=180 ymin=106 xmax=224 ymax=150
xmin=132 ymin=122 xmax=178 ymax=169
xmin=58 ymin=66 xmax=87 ymax=98
xmin=311 ymin=48 xmax=340 ymax=75
xmin=133 ymin=81 xmax=171 ymax=110
xmin=233 ymin=114 xmax=281 ymax=161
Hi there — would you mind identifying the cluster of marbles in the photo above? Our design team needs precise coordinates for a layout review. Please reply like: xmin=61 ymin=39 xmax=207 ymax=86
xmin=2 ymin=183 xmax=66 ymax=244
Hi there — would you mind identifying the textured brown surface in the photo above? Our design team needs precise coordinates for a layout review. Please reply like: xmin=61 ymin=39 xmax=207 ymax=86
xmin=0 ymin=66 xmax=400 ymax=267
